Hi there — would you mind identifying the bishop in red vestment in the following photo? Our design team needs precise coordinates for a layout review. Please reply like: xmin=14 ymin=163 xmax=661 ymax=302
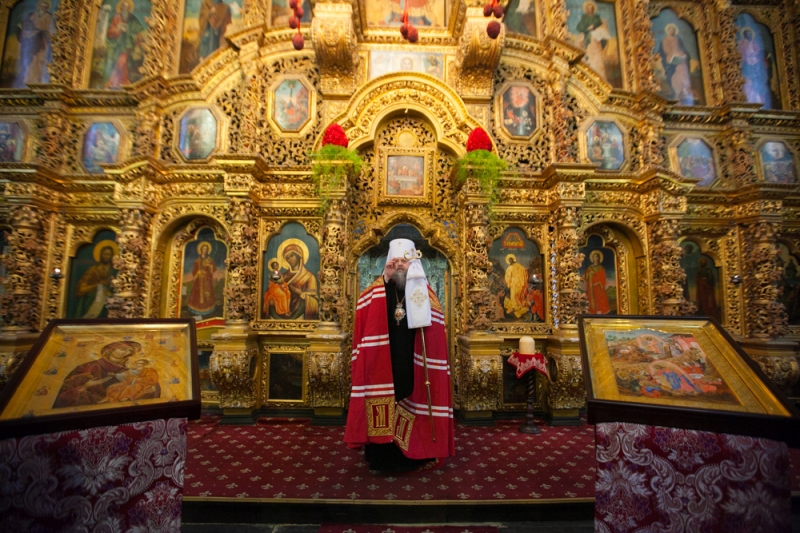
xmin=344 ymin=239 xmax=455 ymax=471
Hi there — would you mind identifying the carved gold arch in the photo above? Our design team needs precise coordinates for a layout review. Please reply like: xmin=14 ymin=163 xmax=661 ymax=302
xmin=349 ymin=211 xmax=459 ymax=274
xmin=328 ymin=73 xmax=484 ymax=156
xmin=579 ymin=219 xmax=648 ymax=315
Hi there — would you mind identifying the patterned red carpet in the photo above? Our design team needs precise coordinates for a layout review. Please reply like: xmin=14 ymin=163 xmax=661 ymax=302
xmin=183 ymin=415 xmax=800 ymax=502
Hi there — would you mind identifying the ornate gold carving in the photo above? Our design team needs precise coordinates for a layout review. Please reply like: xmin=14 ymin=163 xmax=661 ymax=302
xmin=554 ymin=207 xmax=587 ymax=328
xmin=307 ymin=351 xmax=345 ymax=407
xmin=453 ymin=6 xmax=505 ymax=98
xmin=107 ymin=208 xmax=152 ymax=319
xmin=225 ymin=198 xmax=257 ymax=322
xmin=210 ymin=348 xmax=259 ymax=408
xmin=648 ymin=219 xmax=695 ymax=316
xmin=463 ymin=355 xmax=500 ymax=411
xmin=312 ymin=2 xmax=360 ymax=96
xmin=0 ymin=206 xmax=46 ymax=331
xmin=757 ymin=356 xmax=800 ymax=391
xmin=740 ymin=221 xmax=788 ymax=339
xmin=546 ymin=352 xmax=585 ymax=410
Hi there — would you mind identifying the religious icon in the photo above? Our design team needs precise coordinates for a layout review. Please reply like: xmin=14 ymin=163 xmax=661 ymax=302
xmin=271 ymin=0 xmax=310 ymax=26
xmin=197 ymin=349 xmax=219 ymax=397
xmin=735 ymin=13 xmax=781 ymax=110
xmin=262 ymin=222 xmax=320 ymax=321
xmin=651 ymin=9 xmax=705 ymax=106
xmin=500 ymin=84 xmax=537 ymax=138
xmin=503 ymin=0 xmax=537 ymax=36
xmin=585 ymin=120 xmax=624 ymax=170
xmin=179 ymin=227 xmax=227 ymax=321
xmin=88 ymin=0 xmax=151 ymax=89
xmin=0 ymin=122 xmax=26 ymax=162
xmin=365 ymin=0 xmax=446 ymax=28
xmin=0 ymin=0 xmax=58 ymax=88
xmin=760 ymin=141 xmax=797 ymax=184
xmin=386 ymin=155 xmax=425 ymax=197
xmin=777 ymin=243 xmax=800 ymax=325
xmin=578 ymin=234 xmax=618 ymax=315
xmin=676 ymin=138 xmax=716 ymax=187
xmin=369 ymin=51 xmax=445 ymax=81
xmin=488 ymin=228 xmax=545 ymax=323
xmin=179 ymin=108 xmax=218 ymax=160
xmin=272 ymin=79 xmax=311 ymax=132
xmin=602 ymin=328 xmax=737 ymax=404
xmin=82 ymin=122 xmax=121 ymax=173
xmin=680 ymin=240 xmax=721 ymax=322
xmin=567 ymin=0 xmax=623 ymax=88
xmin=179 ymin=0 xmax=241 ymax=73
xmin=66 ymin=230 xmax=119 ymax=319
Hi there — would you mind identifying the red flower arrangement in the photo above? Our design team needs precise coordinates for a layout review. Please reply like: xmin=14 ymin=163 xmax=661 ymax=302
xmin=466 ymin=127 xmax=493 ymax=153
xmin=321 ymin=123 xmax=349 ymax=148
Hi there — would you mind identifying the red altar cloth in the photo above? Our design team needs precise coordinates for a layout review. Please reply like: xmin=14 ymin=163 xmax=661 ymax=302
xmin=594 ymin=422 xmax=790 ymax=533
xmin=0 ymin=418 xmax=187 ymax=532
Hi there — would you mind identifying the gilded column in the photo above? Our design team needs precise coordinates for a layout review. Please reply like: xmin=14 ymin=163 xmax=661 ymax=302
xmin=0 ymin=205 xmax=46 ymax=331
xmin=544 ymin=65 xmax=577 ymax=164
xmin=0 ymin=205 xmax=47 ymax=386
xmin=308 ymin=165 xmax=352 ymax=419
xmin=647 ymin=218 xmax=694 ymax=315
xmin=738 ymin=215 xmax=799 ymax=391
xmin=210 ymin=197 xmax=260 ymax=420
xmin=107 ymin=208 xmax=152 ymax=318
xmin=546 ymin=201 xmax=587 ymax=423
xmin=459 ymin=178 xmax=492 ymax=333
xmin=631 ymin=0 xmax=660 ymax=93
xmin=35 ymin=108 xmax=69 ymax=172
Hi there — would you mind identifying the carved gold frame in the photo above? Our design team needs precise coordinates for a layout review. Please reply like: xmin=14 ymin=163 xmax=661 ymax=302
xmin=676 ymin=236 xmax=727 ymax=325
xmin=649 ymin=3 xmax=715 ymax=107
xmin=731 ymin=6 xmax=792 ymax=111
xmin=667 ymin=134 xmax=721 ymax=188
xmin=172 ymin=105 xmax=228 ymax=163
xmin=353 ymin=0 xmax=459 ymax=43
xmin=58 ymin=224 xmax=121 ymax=319
xmin=577 ymin=116 xmax=630 ymax=173
xmin=493 ymin=80 xmax=543 ymax=142
xmin=160 ymin=216 xmax=229 ymax=320
xmin=266 ymin=74 xmax=317 ymax=139
xmin=377 ymin=146 xmax=433 ymax=207
xmin=80 ymin=119 xmax=129 ymax=174
xmin=261 ymin=343 xmax=308 ymax=405
xmin=0 ymin=117 xmax=33 ymax=163
xmin=754 ymin=137 xmax=799 ymax=184
xmin=253 ymin=218 xmax=321 ymax=332
xmin=579 ymin=224 xmax=640 ymax=315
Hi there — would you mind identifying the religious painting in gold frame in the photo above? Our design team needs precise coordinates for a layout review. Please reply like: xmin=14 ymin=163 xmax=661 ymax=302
xmin=578 ymin=315 xmax=800 ymax=445
xmin=263 ymin=346 xmax=307 ymax=405
xmin=378 ymin=147 xmax=433 ymax=207
xmin=0 ymin=318 xmax=200 ymax=438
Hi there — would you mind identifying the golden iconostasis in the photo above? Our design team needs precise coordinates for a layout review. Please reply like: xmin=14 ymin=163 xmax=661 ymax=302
xmin=0 ymin=0 xmax=799 ymax=422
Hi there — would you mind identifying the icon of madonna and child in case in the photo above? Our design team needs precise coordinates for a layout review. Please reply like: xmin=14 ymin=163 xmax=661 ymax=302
xmin=604 ymin=328 xmax=738 ymax=407
xmin=0 ymin=324 xmax=194 ymax=421
xmin=488 ymin=228 xmax=545 ymax=323
xmin=262 ymin=222 xmax=320 ymax=321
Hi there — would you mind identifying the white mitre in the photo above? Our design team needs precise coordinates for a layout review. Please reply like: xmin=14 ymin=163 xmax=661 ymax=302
xmin=384 ymin=238 xmax=432 ymax=329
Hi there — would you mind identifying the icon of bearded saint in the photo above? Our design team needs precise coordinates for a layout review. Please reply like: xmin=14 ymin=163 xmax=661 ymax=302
xmin=503 ymin=86 xmax=536 ymax=137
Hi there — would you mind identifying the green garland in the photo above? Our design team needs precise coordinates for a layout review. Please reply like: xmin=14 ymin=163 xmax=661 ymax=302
xmin=455 ymin=149 xmax=507 ymax=206
xmin=309 ymin=144 xmax=364 ymax=214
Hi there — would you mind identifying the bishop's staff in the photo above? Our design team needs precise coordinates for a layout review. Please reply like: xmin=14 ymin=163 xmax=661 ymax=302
xmin=404 ymin=249 xmax=436 ymax=442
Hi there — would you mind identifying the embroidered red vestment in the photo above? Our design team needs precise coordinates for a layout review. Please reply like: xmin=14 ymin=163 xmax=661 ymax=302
xmin=344 ymin=277 xmax=455 ymax=460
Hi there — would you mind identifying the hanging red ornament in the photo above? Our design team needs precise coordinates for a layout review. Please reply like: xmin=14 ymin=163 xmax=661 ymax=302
xmin=295 ymin=6 xmax=304 ymax=18
xmin=292 ymin=32 xmax=305 ymax=50
xmin=289 ymin=0 xmax=297 ymax=8
xmin=486 ymin=20 xmax=501 ymax=39
xmin=400 ymin=23 xmax=409 ymax=37
xmin=407 ymin=26 xmax=419 ymax=43
xmin=288 ymin=15 xmax=299 ymax=29
xmin=493 ymin=4 xmax=504 ymax=18
xmin=483 ymin=3 xmax=493 ymax=16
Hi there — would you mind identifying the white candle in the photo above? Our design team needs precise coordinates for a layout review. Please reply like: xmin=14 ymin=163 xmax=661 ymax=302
xmin=519 ymin=336 xmax=535 ymax=354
